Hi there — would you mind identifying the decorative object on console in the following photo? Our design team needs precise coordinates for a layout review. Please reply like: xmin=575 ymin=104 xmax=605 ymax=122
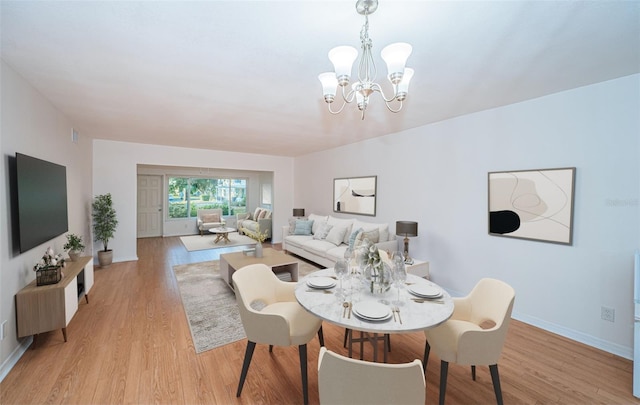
xmin=318 ymin=0 xmax=414 ymax=120
xmin=92 ymin=193 xmax=118 ymax=268
xmin=334 ymin=176 xmax=377 ymax=216
xmin=396 ymin=221 xmax=418 ymax=265
xmin=246 ymin=224 xmax=269 ymax=258
xmin=488 ymin=167 xmax=576 ymax=245
xmin=63 ymin=233 xmax=85 ymax=262
xmin=33 ymin=247 xmax=66 ymax=286
xmin=293 ymin=208 xmax=305 ymax=218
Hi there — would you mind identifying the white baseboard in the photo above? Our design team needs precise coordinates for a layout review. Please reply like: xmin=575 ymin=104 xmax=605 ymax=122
xmin=0 ymin=337 xmax=32 ymax=383
xmin=513 ymin=311 xmax=632 ymax=360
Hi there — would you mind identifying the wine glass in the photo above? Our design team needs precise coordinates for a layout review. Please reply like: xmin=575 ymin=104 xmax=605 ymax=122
xmin=344 ymin=248 xmax=354 ymax=275
xmin=391 ymin=250 xmax=405 ymax=266
xmin=392 ymin=259 xmax=407 ymax=306
xmin=334 ymin=259 xmax=349 ymax=299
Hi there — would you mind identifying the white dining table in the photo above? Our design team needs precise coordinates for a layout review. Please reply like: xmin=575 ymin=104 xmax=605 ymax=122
xmin=295 ymin=268 xmax=454 ymax=362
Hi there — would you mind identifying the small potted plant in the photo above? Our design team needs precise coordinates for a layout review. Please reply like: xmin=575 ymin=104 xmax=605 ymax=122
xmin=92 ymin=193 xmax=118 ymax=267
xmin=63 ymin=233 xmax=85 ymax=262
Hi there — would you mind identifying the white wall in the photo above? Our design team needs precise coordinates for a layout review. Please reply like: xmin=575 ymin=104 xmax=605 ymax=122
xmin=294 ymin=74 xmax=640 ymax=358
xmin=0 ymin=61 xmax=94 ymax=378
xmin=92 ymin=140 xmax=294 ymax=262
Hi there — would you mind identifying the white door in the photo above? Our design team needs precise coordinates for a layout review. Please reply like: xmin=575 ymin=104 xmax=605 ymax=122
xmin=137 ymin=175 xmax=163 ymax=238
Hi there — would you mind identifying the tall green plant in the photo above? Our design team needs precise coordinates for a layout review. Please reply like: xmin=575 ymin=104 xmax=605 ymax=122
xmin=92 ymin=193 xmax=118 ymax=252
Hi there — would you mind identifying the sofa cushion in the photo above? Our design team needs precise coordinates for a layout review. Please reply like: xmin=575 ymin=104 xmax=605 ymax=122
xmin=285 ymin=234 xmax=313 ymax=249
xmin=353 ymin=220 xmax=389 ymax=242
xmin=308 ymin=214 xmax=328 ymax=234
xmin=328 ymin=216 xmax=355 ymax=244
xmin=313 ymin=222 xmax=333 ymax=240
xmin=294 ymin=219 xmax=314 ymax=235
xmin=302 ymin=239 xmax=336 ymax=258
xmin=243 ymin=221 xmax=259 ymax=232
xmin=326 ymin=245 xmax=349 ymax=263
xmin=325 ymin=226 xmax=348 ymax=246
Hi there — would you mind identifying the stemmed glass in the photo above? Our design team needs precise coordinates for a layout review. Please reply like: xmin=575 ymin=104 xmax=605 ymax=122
xmin=392 ymin=258 xmax=407 ymax=306
xmin=334 ymin=259 xmax=349 ymax=300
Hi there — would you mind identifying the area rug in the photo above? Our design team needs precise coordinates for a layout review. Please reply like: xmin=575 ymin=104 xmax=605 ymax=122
xmin=173 ymin=258 xmax=321 ymax=353
xmin=179 ymin=233 xmax=257 ymax=252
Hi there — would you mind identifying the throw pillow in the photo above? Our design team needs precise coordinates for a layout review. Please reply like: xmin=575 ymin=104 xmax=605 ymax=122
xmin=326 ymin=226 xmax=348 ymax=246
xmin=288 ymin=218 xmax=297 ymax=233
xmin=258 ymin=209 xmax=268 ymax=219
xmin=348 ymin=227 xmax=364 ymax=250
xmin=362 ymin=228 xmax=380 ymax=243
xmin=293 ymin=219 xmax=314 ymax=235
xmin=313 ymin=222 xmax=333 ymax=240
xmin=202 ymin=213 xmax=220 ymax=223
xmin=253 ymin=208 xmax=262 ymax=221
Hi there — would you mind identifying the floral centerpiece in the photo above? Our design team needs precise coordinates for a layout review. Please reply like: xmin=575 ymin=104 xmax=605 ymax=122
xmin=357 ymin=238 xmax=391 ymax=294
xmin=34 ymin=247 xmax=66 ymax=286
xmin=247 ymin=224 xmax=268 ymax=258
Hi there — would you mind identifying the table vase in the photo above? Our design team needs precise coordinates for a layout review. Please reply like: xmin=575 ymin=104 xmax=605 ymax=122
xmin=255 ymin=241 xmax=263 ymax=258
xmin=363 ymin=262 xmax=392 ymax=294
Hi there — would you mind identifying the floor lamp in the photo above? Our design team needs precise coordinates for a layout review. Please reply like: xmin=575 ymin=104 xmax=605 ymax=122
xmin=396 ymin=221 xmax=418 ymax=265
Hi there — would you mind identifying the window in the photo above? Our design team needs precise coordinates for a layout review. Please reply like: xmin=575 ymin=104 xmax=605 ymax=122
xmin=168 ymin=177 xmax=246 ymax=219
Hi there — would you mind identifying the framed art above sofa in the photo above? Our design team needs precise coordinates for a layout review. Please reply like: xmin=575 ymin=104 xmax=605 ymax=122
xmin=333 ymin=176 xmax=377 ymax=216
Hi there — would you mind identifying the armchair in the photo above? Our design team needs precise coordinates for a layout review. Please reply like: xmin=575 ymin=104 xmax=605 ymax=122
xmin=196 ymin=208 xmax=224 ymax=236
xmin=423 ymin=278 xmax=515 ymax=405
xmin=233 ymin=264 xmax=324 ymax=405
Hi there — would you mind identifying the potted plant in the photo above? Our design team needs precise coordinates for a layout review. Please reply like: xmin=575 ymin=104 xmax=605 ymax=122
xmin=92 ymin=193 xmax=118 ymax=267
xmin=63 ymin=233 xmax=85 ymax=261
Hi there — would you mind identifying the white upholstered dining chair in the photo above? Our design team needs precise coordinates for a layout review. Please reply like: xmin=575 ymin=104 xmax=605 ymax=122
xmin=423 ymin=278 xmax=515 ymax=405
xmin=233 ymin=264 xmax=324 ymax=405
xmin=318 ymin=347 xmax=425 ymax=405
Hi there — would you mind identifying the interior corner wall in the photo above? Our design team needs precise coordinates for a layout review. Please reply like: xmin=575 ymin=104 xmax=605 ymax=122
xmin=294 ymin=74 xmax=640 ymax=359
xmin=0 ymin=61 xmax=94 ymax=378
xmin=92 ymin=140 xmax=294 ymax=262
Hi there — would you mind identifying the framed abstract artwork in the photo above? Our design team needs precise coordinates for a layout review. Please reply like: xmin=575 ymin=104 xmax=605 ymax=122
xmin=488 ymin=167 xmax=576 ymax=245
xmin=333 ymin=176 xmax=377 ymax=216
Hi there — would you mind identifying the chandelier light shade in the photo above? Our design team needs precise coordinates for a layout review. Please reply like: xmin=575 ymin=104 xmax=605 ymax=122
xmin=318 ymin=0 xmax=414 ymax=120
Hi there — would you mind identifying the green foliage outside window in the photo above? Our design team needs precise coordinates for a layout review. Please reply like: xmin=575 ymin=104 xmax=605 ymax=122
xmin=168 ymin=177 xmax=246 ymax=219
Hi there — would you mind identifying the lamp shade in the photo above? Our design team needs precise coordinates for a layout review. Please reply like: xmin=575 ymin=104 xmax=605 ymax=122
xmin=318 ymin=72 xmax=338 ymax=100
xmin=381 ymin=42 xmax=412 ymax=83
xmin=395 ymin=68 xmax=414 ymax=101
xmin=396 ymin=221 xmax=418 ymax=237
xmin=328 ymin=46 xmax=358 ymax=82
xmin=293 ymin=208 xmax=305 ymax=217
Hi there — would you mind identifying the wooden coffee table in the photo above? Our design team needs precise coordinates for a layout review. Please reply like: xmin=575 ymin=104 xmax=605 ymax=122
xmin=220 ymin=248 xmax=299 ymax=290
xmin=209 ymin=226 xmax=236 ymax=244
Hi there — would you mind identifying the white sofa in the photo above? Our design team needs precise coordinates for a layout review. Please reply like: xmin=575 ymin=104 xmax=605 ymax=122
xmin=236 ymin=207 xmax=272 ymax=240
xmin=282 ymin=214 xmax=398 ymax=268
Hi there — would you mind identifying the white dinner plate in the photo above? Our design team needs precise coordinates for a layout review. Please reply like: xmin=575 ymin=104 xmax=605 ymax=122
xmin=408 ymin=284 xmax=442 ymax=298
xmin=306 ymin=277 xmax=337 ymax=289
xmin=352 ymin=301 xmax=392 ymax=321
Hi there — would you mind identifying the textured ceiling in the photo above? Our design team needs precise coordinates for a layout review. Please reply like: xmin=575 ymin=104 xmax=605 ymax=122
xmin=2 ymin=1 xmax=639 ymax=157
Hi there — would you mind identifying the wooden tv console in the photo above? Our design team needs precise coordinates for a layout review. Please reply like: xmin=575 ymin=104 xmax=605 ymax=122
xmin=16 ymin=256 xmax=94 ymax=345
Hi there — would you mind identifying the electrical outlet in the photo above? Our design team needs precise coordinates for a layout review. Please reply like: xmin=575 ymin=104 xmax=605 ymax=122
xmin=601 ymin=306 xmax=615 ymax=322
xmin=0 ymin=320 xmax=7 ymax=340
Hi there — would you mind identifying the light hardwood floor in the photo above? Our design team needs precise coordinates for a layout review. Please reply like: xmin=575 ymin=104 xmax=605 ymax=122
xmin=2 ymin=236 xmax=637 ymax=404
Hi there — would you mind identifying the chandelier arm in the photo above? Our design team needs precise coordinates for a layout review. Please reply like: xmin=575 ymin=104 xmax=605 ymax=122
xmin=383 ymin=99 xmax=403 ymax=113
xmin=370 ymin=83 xmax=398 ymax=103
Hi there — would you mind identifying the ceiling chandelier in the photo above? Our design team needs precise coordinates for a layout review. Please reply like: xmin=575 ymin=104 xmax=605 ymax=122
xmin=318 ymin=0 xmax=414 ymax=120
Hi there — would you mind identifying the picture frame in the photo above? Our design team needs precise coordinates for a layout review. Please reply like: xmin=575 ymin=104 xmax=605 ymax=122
xmin=488 ymin=167 xmax=576 ymax=245
xmin=333 ymin=176 xmax=377 ymax=216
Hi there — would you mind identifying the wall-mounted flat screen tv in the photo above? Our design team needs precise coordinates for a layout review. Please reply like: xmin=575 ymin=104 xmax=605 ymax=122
xmin=16 ymin=153 xmax=68 ymax=253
